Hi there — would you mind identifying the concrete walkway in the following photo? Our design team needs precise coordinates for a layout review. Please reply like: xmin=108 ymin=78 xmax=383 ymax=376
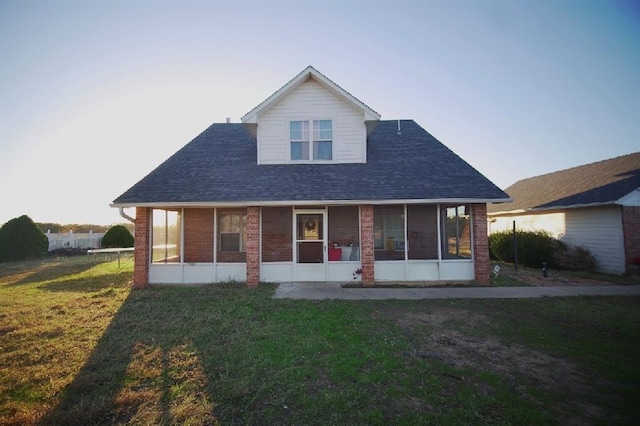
xmin=273 ymin=282 xmax=640 ymax=300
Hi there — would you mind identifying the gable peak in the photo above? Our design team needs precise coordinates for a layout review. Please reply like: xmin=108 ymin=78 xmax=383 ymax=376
xmin=241 ymin=66 xmax=380 ymax=123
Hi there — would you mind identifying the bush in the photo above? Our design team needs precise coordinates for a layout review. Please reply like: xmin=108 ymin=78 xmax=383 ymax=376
xmin=489 ymin=230 xmax=555 ymax=268
xmin=489 ymin=229 xmax=598 ymax=271
xmin=0 ymin=215 xmax=49 ymax=262
xmin=488 ymin=231 xmax=515 ymax=262
xmin=101 ymin=225 xmax=134 ymax=248
xmin=552 ymin=243 xmax=597 ymax=271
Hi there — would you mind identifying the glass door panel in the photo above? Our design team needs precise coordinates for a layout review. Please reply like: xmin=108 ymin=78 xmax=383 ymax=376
xmin=294 ymin=212 xmax=326 ymax=280
xmin=296 ymin=214 xmax=323 ymax=243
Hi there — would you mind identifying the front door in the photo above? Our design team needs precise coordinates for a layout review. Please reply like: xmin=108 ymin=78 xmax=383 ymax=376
xmin=294 ymin=211 xmax=326 ymax=281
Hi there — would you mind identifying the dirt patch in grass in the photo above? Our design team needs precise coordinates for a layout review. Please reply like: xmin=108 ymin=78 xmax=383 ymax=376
xmin=377 ymin=305 xmax=622 ymax=425
xmin=497 ymin=264 xmax=628 ymax=287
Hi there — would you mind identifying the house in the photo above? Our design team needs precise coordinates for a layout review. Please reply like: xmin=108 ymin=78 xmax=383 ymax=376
xmin=111 ymin=66 xmax=510 ymax=288
xmin=487 ymin=152 xmax=640 ymax=275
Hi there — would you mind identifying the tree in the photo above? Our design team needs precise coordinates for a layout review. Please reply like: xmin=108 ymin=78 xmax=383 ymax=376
xmin=101 ymin=225 xmax=134 ymax=248
xmin=0 ymin=215 xmax=49 ymax=262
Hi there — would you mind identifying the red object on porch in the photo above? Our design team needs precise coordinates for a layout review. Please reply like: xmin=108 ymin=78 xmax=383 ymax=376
xmin=328 ymin=247 xmax=342 ymax=261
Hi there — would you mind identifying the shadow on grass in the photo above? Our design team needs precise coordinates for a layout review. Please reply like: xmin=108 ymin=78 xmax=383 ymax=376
xmin=37 ymin=286 xmax=241 ymax=425
xmin=3 ymin=256 xmax=114 ymax=287
xmin=38 ymin=273 xmax=132 ymax=293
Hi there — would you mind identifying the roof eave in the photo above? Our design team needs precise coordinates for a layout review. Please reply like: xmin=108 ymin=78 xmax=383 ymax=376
xmin=488 ymin=200 xmax=619 ymax=216
xmin=111 ymin=197 xmax=511 ymax=209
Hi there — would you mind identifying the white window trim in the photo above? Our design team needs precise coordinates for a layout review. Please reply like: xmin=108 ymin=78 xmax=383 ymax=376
xmin=289 ymin=119 xmax=334 ymax=163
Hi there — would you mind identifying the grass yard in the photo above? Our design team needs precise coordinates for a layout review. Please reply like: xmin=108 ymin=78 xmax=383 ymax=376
xmin=1 ymin=256 xmax=639 ymax=425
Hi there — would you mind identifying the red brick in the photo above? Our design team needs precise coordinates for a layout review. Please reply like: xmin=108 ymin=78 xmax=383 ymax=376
xmin=133 ymin=207 xmax=150 ymax=288
xmin=246 ymin=206 xmax=260 ymax=287
xmin=262 ymin=207 xmax=293 ymax=262
xmin=360 ymin=205 xmax=375 ymax=286
xmin=183 ymin=208 xmax=214 ymax=262
xmin=623 ymin=206 xmax=640 ymax=271
xmin=471 ymin=204 xmax=490 ymax=284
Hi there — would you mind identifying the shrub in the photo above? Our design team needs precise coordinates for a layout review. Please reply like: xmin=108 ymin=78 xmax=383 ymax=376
xmin=552 ymin=243 xmax=597 ymax=271
xmin=101 ymin=225 xmax=134 ymax=248
xmin=490 ymin=229 xmax=598 ymax=272
xmin=489 ymin=230 xmax=555 ymax=268
xmin=0 ymin=215 xmax=49 ymax=262
xmin=488 ymin=231 xmax=514 ymax=262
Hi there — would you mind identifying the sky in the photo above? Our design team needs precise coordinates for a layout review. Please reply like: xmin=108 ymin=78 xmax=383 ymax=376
xmin=1 ymin=0 xmax=639 ymax=226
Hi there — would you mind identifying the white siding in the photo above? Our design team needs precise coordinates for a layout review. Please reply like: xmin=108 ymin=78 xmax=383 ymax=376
xmin=563 ymin=207 xmax=624 ymax=274
xmin=490 ymin=206 xmax=625 ymax=274
xmin=257 ymin=79 xmax=366 ymax=164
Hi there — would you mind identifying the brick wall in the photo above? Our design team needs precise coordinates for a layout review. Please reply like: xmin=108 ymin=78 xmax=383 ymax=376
xmin=622 ymin=206 xmax=640 ymax=271
xmin=471 ymin=203 xmax=490 ymax=284
xmin=133 ymin=207 xmax=150 ymax=288
xmin=360 ymin=205 xmax=375 ymax=286
xmin=262 ymin=207 xmax=292 ymax=262
xmin=183 ymin=208 xmax=214 ymax=262
xmin=246 ymin=206 xmax=260 ymax=287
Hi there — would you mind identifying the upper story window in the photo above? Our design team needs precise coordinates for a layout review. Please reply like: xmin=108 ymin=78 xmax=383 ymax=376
xmin=290 ymin=120 xmax=332 ymax=161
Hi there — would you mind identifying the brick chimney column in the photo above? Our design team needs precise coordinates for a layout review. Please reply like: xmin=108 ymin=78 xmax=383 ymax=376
xmin=133 ymin=207 xmax=150 ymax=289
xmin=360 ymin=205 xmax=375 ymax=287
xmin=471 ymin=203 xmax=490 ymax=285
xmin=246 ymin=206 xmax=260 ymax=287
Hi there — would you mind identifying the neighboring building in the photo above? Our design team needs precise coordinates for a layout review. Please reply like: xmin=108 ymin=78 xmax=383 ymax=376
xmin=111 ymin=66 xmax=509 ymax=287
xmin=487 ymin=152 xmax=640 ymax=275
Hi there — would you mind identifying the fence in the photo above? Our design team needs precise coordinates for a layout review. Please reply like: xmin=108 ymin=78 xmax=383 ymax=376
xmin=46 ymin=230 xmax=105 ymax=251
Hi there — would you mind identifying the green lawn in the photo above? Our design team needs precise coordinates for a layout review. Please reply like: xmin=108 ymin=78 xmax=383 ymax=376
xmin=1 ymin=255 xmax=639 ymax=425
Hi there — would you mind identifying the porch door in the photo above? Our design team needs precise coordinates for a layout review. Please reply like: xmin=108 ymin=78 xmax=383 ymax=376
xmin=294 ymin=211 xmax=326 ymax=281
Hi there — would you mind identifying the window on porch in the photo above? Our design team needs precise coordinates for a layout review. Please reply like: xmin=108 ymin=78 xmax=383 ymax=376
xmin=374 ymin=206 xmax=405 ymax=260
xmin=407 ymin=204 xmax=438 ymax=260
xmin=441 ymin=205 xmax=471 ymax=259
xmin=151 ymin=209 xmax=182 ymax=263
xmin=374 ymin=204 xmax=451 ymax=261
xmin=217 ymin=210 xmax=247 ymax=263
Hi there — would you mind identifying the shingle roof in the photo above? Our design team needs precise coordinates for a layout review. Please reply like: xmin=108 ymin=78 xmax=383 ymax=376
xmin=487 ymin=152 xmax=640 ymax=214
xmin=112 ymin=120 xmax=509 ymax=206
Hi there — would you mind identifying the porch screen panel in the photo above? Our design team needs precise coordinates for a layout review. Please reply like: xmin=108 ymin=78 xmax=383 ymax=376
xmin=328 ymin=206 xmax=360 ymax=261
xmin=261 ymin=207 xmax=292 ymax=262
xmin=407 ymin=204 xmax=438 ymax=260
xmin=441 ymin=205 xmax=472 ymax=259
xmin=183 ymin=208 xmax=214 ymax=263
xmin=217 ymin=209 xmax=247 ymax=263
xmin=374 ymin=205 xmax=405 ymax=261
xmin=328 ymin=206 xmax=359 ymax=246
xmin=151 ymin=209 xmax=182 ymax=263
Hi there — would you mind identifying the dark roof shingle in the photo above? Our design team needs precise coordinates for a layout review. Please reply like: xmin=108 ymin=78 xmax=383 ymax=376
xmin=487 ymin=152 xmax=640 ymax=214
xmin=112 ymin=120 xmax=508 ymax=205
